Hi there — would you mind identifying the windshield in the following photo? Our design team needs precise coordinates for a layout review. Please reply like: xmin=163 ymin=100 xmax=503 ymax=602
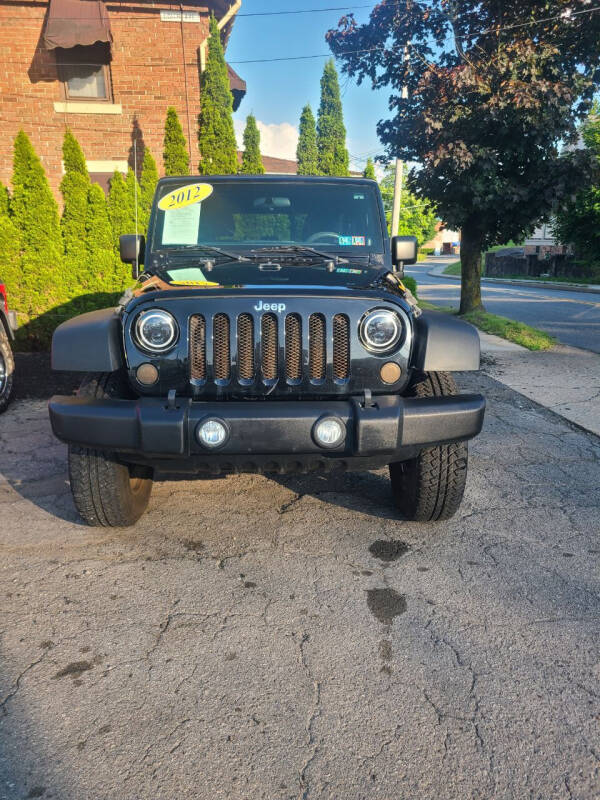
xmin=149 ymin=179 xmax=386 ymax=288
xmin=152 ymin=179 xmax=383 ymax=251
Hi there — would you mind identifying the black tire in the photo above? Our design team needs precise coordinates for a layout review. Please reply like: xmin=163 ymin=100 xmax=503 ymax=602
xmin=67 ymin=373 xmax=153 ymax=527
xmin=0 ymin=326 xmax=14 ymax=414
xmin=389 ymin=371 xmax=468 ymax=522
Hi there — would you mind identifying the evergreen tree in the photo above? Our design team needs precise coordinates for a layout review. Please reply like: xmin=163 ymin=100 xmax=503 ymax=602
xmin=0 ymin=181 xmax=9 ymax=215
xmin=198 ymin=14 xmax=238 ymax=175
xmin=59 ymin=129 xmax=90 ymax=291
xmin=0 ymin=189 xmax=21 ymax=313
xmin=163 ymin=107 xmax=190 ymax=176
xmin=363 ymin=158 xmax=376 ymax=180
xmin=139 ymin=147 xmax=159 ymax=233
xmin=85 ymin=183 xmax=119 ymax=292
xmin=296 ymin=104 xmax=318 ymax=176
xmin=316 ymin=60 xmax=349 ymax=177
xmin=240 ymin=114 xmax=265 ymax=174
xmin=107 ymin=169 xmax=138 ymax=281
xmin=10 ymin=130 xmax=65 ymax=337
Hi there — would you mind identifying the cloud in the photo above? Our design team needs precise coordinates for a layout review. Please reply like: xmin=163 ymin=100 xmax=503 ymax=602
xmin=234 ymin=119 xmax=299 ymax=162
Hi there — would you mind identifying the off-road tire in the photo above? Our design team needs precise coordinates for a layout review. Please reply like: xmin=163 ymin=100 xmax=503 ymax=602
xmin=389 ymin=371 xmax=468 ymax=522
xmin=68 ymin=372 xmax=153 ymax=527
xmin=0 ymin=327 xmax=14 ymax=414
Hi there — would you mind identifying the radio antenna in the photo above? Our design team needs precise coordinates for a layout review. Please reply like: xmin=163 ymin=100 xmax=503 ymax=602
xmin=134 ymin=136 xmax=139 ymax=278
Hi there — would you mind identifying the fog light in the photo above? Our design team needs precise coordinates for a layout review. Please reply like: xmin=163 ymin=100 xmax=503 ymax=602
xmin=313 ymin=417 xmax=345 ymax=449
xmin=380 ymin=362 xmax=402 ymax=384
xmin=136 ymin=363 xmax=159 ymax=385
xmin=197 ymin=418 xmax=229 ymax=449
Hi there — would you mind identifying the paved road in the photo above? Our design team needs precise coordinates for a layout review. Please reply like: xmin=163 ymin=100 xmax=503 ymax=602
xmin=407 ymin=260 xmax=600 ymax=353
xmin=1 ymin=379 xmax=599 ymax=799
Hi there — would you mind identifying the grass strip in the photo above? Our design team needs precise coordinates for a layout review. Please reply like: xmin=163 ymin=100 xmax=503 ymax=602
xmin=442 ymin=261 xmax=462 ymax=276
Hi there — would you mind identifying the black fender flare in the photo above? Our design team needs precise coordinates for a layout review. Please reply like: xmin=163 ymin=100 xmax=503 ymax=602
xmin=412 ymin=310 xmax=480 ymax=371
xmin=52 ymin=308 xmax=124 ymax=372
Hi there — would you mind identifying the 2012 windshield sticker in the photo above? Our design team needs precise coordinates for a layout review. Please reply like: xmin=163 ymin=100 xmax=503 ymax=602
xmin=339 ymin=235 xmax=366 ymax=246
xmin=158 ymin=183 xmax=214 ymax=211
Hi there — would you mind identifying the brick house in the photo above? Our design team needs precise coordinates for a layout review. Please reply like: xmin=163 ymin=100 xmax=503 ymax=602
xmin=0 ymin=0 xmax=246 ymax=195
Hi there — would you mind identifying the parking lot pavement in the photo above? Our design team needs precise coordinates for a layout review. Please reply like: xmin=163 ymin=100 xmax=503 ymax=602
xmin=1 ymin=374 xmax=599 ymax=800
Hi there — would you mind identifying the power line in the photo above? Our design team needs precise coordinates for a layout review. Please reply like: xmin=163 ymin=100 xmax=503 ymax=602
xmin=237 ymin=3 xmax=383 ymax=16
xmin=0 ymin=2 xmax=395 ymax=21
xmin=4 ymin=4 xmax=599 ymax=69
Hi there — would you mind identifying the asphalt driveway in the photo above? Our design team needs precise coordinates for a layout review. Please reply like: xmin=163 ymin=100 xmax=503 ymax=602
xmin=1 ymin=373 xmax=599 ymax=799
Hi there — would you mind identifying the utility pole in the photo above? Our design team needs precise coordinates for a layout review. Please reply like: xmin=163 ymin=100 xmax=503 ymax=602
xmin=391 ymin=45 xmax=410 ymax=237
xmin=391 ymin=158 xmax=404 ymax=237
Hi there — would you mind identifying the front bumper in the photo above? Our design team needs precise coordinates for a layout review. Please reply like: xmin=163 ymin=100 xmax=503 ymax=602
xmin=49 ymin=393 xmax=485 ymax=471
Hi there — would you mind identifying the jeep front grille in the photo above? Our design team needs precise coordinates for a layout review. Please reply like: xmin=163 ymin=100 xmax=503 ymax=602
xmin=261 ymin=313 xmax=278 ymax=381
xmin=333 ymin=314 xmax=350 ymax=381
xmin=309 ymin=313 xmax=326 ymax=381
xmin=189 ymin=310 xmax=351 ymax=388
xmin=213 ymin=313 xmax=230 ymax=382
xmin=189 ymin=315 xmax=206 ymax=381
xmin=237 ymin=314 xmax=254 ymax=381
xmin=285 ymin=314 xmax=302 ymax=383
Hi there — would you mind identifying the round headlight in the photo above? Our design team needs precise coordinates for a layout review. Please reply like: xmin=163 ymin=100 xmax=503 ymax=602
xmin=135 ymin=310 xmax=178 ymax=353
xmin=360 ymin=310 xmax=403 ymax=353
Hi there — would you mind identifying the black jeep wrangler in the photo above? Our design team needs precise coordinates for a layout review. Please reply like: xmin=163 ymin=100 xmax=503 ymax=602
xmin=49 ymin=176 xmax=485 ymax=527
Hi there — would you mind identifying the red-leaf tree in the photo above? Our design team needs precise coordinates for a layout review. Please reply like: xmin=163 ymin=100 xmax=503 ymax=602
xmin=327 ymin=1 xmax=600 ymax=312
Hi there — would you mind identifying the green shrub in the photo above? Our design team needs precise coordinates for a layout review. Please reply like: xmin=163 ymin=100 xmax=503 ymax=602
xmin=0 ymin=201 xmax=21 ymax=305
xmin=0 ymin=181 xmax=9 ymax=215
xmin=164 ymin=107 xmax=190 ymax=176
xmin=297 ymin=104 xmax=318 ymax=176
xmin=139 ymin=148 xmax=159 ymax=233
xmin=363 ymin=158 xmax=376 ymax=180
xmin=317 ymin=60 xmax=349 ymax=177
xmin=10 ymin=131 xmax=66 ymax=348
xmin=60 ymin=129 xmax=91 ymax=294
xmin=403 ymin=275 xmax=418 ymax=298
xmin=85 ymin=183 xmax=122 ymax=293
xmin=240 ymin=114 xmax=265 ymax=175
xmin=198 ymin=15 xmax=238 ymax=175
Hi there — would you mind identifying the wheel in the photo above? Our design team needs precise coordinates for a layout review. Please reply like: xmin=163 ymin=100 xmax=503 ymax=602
xmin=67 ymin=373 xmax=153 ymax=527
xmin=389 ymin=371 xmax=468 ymax=522
xmin=0 ymin=327 xmax=15 ymax=414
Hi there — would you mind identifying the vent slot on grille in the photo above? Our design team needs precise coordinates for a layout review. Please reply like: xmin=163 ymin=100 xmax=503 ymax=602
xmin=309 ymin=313 xmax=326 ymax=381
xmin=189 ymin=315 xmax=206 ymax=382
xmin=333 ymin=314 xmax=350 ymax=381
xmin=285 ymin=314 xmax=302 ymax=383
xmin=237 ymin=314 xmax=254 ymax=381
xmin=213 ymin=313 xmax=231 ymax=382
xmin=261 ymin=313 xmax=278 ymax=381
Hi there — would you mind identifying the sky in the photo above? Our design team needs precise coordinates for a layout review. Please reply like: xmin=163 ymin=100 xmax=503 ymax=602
xmin=226 ymin=0 xmax=392 ymax=171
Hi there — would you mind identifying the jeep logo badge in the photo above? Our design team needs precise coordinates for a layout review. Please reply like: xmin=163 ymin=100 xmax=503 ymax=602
xmin=254 ymin=300 xmax=286 ymax=313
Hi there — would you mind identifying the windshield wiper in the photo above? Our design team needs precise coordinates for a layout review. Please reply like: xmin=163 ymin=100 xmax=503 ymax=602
xmin=167 ymin=245 xmax=251 ymax=263
xmin=250 ymin=245 xmax=348 ymax=264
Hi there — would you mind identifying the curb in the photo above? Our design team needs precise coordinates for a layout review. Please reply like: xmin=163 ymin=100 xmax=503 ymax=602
xmin=425 ymin=264 xmax=600 ymax=295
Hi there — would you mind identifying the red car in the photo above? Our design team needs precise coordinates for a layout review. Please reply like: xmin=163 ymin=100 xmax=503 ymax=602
xmin=0 ymin=281 xmax=16 ymax=413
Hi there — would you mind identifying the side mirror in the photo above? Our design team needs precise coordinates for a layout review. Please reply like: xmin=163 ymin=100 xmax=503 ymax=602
xmin=391 ymin=235 xmax=418 ymax=274
xmin=120 ymin=234 xmax=145 ymax=279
